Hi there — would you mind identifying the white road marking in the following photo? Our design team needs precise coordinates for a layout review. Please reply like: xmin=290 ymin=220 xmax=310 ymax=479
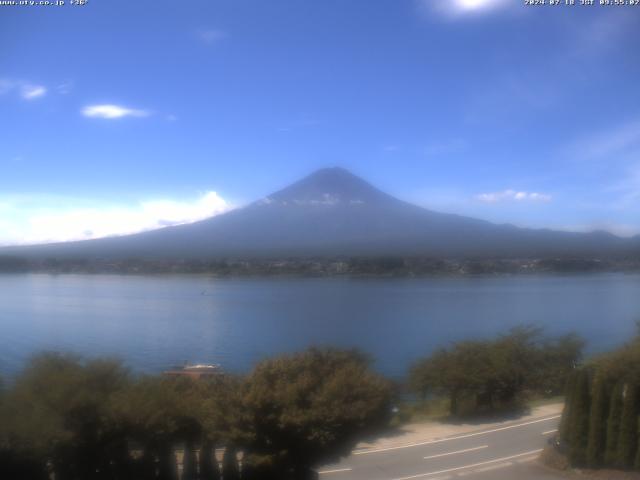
xmin=471 ymin=461 xmax=513 ymax=473
xmin=390 ymin=449 xmax=543 ymax=480
xmin=423 ymin=445 xmax=488 ymax=460
xmin=354 ymin=415 xmax=560 ymax=455
xmin=542 ymin=429 xmax=558 ymax=435
xmin=318 ymin=467 xmax=353 ymax=475
xmin=457 ymin=462 xmax=513 ymax=475
xmin=516 ymin=456 xmax=539 ymax=463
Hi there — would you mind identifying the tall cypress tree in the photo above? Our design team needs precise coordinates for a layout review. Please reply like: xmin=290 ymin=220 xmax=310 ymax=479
xmin=586 ymin=375 xmax=609 ymax=468
xmin=223 ymin=446 xmax=240 ymax=480
xmin=568 ymin=369 xmax=591 ymax=466
xmin=157 ymin=443 xmax=179 ymax=480
xmin=634 ymin=417 xmax=640 ymax=471
xmin=559 ymin=371 xmax=577 ymax=444
xmin=199 ymin=441 xmax=221 ymax=480
xmin=605 ymin=381 xmax=625 ymax=466
xmin=182 ymin=441 xmax=198 ymax=480
xmin=617 ymin=382 xmax=640 ymax=469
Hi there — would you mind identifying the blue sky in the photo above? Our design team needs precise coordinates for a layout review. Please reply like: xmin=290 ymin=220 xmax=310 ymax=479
xmin=1 ymin=0 xmax=640 ymax=245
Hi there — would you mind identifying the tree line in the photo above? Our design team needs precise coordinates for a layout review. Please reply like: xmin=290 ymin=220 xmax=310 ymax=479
xmin=559 ymin=330 xmax=640 ymax=471
xmin=409 ymin=326 xmax=583 ymax=416
xmin=0 ymin=348 xmax=392 ymax=480
xmin=0 ymin=327 xmax=583 ymax=480
xmin=3 ymin=255 xmax=639 ymax=276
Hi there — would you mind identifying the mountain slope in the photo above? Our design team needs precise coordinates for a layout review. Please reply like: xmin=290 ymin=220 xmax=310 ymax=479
xmin=2 ymin=167 xmax=637 ymax=259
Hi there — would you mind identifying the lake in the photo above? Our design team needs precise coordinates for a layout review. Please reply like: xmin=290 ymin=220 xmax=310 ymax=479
xmin=1 ymin=273 xmax=639 ymax=379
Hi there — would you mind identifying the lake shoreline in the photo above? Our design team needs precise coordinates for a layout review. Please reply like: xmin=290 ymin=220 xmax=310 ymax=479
xmin=2 ymin=255 xmax=640 ymax=277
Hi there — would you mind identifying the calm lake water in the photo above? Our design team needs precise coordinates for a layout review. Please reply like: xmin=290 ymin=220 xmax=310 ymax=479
xmin=1 ymin=273 xmax=639 ymax=379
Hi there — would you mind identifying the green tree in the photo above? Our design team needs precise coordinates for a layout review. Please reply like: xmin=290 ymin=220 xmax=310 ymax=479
xmin=586 ymin=374 xmax=609 ymax=467
xmin=2 ymin=353 xmax=132 ymax=480
xmin=182 ymin=443 xmax=198 ymax=480
xmin=559 ymin=371 xmax=577 ymax=444
xmin=241 ymin=347 xmax=392 ymax=478
xmin=536 ymin=333 xmax=584 ymax=397
xmin=198 ymin=442 xmax=220 ymax=480
xmin=410 ymin=346 xmax=469 ymax=415
xmin=605 ymin=381 xmax=625 ymax=466
xmin=410 ymin=327 xmax=576 ymax=417
xmin=491 ymin=326 xmax=542 ymax=408
xmin=111 ymin=376 xmax=204 ymax=480
xmin=196 ymin=375 xmax=243 ymax=445
xmin=634 ymin=417 xmax=640 ymax=470
xmin=568 ymin=369 xmax=591 ymax=466
xmin=194 ymin=375 xmax=242 ymax=480
xmin=222 ymin=446 xmax=240 ymax=480
xmin=617 ymin=382 xmax=640 ymax=468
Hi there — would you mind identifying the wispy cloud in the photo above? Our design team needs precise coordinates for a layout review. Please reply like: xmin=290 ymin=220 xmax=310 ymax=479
xmin=476 ymin=189 xmax=552 ymax=204
xmin=56 ymin=81 xmax=74 ymax=95
xmin=82 ymin=104 xmax=150 ymax=119
xmin=606 ymin=163 xmax=640 ymax=209
xmin=196 ymin=28 xmax=227 ymax=45
xmin=560 ymin=121 xmax=640 ymax=222
xmin=0 ymin=192 xmax=231 ymax=246
xmin=567 ymin=120 xmax=640 ymax=161
xmin=0 ymin=78 xmax=47 ymax=100
xmin=20 ymin=84 xmax=47 ymax=100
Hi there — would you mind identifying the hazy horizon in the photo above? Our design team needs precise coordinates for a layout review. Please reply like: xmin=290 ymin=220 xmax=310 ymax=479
xmin=1 ymin=166 xmax=638 ymax=248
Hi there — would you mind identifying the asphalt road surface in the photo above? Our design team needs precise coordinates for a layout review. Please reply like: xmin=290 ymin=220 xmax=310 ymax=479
xmin=317 ymin=414 xmax=564 ymax=480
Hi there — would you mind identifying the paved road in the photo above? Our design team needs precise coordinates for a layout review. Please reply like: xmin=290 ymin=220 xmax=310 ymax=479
xmin=317 ymin=414 xmax=564 ymax=480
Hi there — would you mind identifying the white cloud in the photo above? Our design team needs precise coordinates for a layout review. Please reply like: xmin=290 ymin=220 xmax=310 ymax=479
xmin=0 ymin=78 xmax=47 ymax=100
xmin=424 ymin=0 xmax=511 ymax=18
xmin=476 ymin=189 xmax=552 ymax=204
xmin=21 ymin=84 xmax=47 ymax=100
xmin=82 ymin=104 xmax=150 ymax=119
xmin=0 ymin=192 xmax=231 ymax=246
xmin=197 ymin=28 xmax=227 ymax=45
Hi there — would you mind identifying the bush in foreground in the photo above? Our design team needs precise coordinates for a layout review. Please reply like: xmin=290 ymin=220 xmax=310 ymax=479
xmin=409 ymin=327 xmax=583 ymax=417
xmin=240 ymin=348 xmax=392 ymax=478
xmin=0 ymin=348 xmax=392 ymax=480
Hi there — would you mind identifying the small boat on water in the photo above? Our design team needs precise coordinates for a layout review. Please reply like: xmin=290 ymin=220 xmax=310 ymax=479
xmin=163 ymin=362 xmax=223 ymax=379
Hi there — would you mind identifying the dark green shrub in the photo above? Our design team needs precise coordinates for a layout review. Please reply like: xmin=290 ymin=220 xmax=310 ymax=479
xmin=568 ymin=369 xmax=591 ymax=466
xmin=586 ymin=375 xmax=609 ymax=467
xmin=617 ymin=383 xmax=640 ymax=468
xmin=605 ymin=382 xmax=625 ymax=466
